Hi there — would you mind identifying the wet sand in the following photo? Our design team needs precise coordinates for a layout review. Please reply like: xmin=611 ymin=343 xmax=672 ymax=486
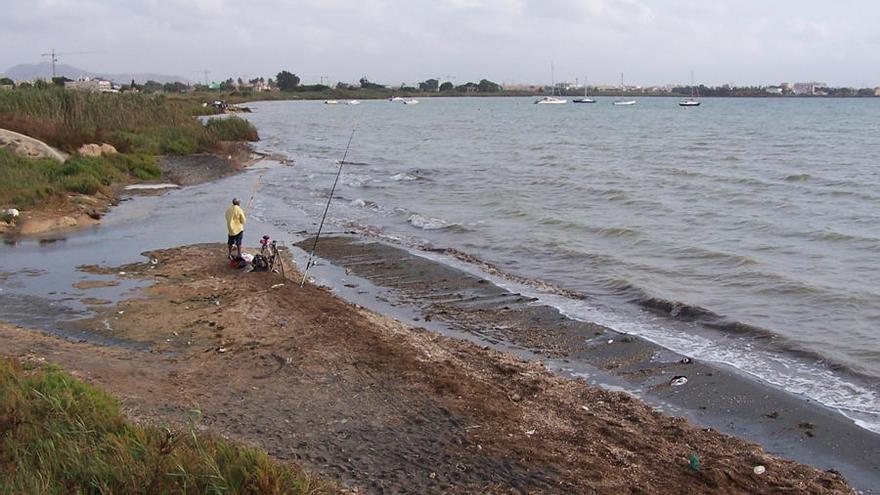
xmin=0 ymin=243 xmax=858 ymax=493
xmin=297 ymin=235 xmax=880 ymax=492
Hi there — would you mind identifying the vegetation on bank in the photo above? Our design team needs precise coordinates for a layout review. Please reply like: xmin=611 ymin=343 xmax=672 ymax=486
xmin=0 ymin=358 xmax=331 ymax=494
xmin=0 ymin=88 xmax=258 ymax=153
xmin=0 ymin=88 xmax=259 ymax=211
xmin=0 ymin=149 xmax=160 ymax=208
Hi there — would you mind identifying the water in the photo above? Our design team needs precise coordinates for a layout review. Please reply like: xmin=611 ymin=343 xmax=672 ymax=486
xmin=243 ymin=96 xmax=880 ymax=431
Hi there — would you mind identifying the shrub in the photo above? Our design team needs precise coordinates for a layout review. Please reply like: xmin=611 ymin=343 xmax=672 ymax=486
xmin=205 ymin=116 xmax=259 ymax=142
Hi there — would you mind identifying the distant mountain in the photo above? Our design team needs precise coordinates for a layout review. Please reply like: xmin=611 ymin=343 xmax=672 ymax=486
xmin=1 ymin=62 xmax=189 ymax=84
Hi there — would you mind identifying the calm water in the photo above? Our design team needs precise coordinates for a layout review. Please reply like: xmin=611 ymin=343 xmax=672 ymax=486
xmin=245 ymin=96 xmax=880 ymax=430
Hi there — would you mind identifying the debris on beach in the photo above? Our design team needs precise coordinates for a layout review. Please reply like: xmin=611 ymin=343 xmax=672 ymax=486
xmin=670 ymin=376 xmax=688 ymax=387
xmin=753 ymin=465 xmax=766 ymax=475
xmin=689 ymin=453 xmax=701 ymax=471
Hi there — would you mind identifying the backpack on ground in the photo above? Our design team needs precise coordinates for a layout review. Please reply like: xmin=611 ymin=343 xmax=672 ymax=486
xmin=252 ymin=254 xmax=269 ymax=272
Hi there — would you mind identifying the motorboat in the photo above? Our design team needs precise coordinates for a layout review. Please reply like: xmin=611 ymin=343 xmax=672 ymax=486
xmin=535 ymin=96 xmax=567 ymax=104
xmin=324 ymin=100 xmax=339 ymax=105
xmin=403 ymin=99 xmax=419 ymax=105
xmin=346 ymin=100 xmax=361 ymax=105
xmin=389 ymin=96 xmax=405 ymax=101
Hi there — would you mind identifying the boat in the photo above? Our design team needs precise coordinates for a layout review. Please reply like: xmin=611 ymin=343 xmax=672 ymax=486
xmin=613 ymin=72 xmax=636 ymax=106
xmin=389 ymin=96 xmax=405 ymax=102
xmin=535 ymin=62 xmax=567 ymax=104
xmin=345 ymin=100 xmax=361 ymax=105
xmin=573 ymin=76 xmax=596 ymax=103
xmin=679 ymin=70 xmax=701 ymax=107
xmin=324 ymin=100 xmax=339 ymax=105
xmin=535 ymin=96 xmax=566 ymax=105
xmin=403 ymin=99 xmax=419 ymax=105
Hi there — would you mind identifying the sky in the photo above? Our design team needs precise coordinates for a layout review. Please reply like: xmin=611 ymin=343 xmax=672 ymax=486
xmin=3 ymin=0 xmax=879 ymax=87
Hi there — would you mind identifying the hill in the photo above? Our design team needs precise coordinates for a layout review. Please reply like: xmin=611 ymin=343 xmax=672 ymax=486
xmin=1 ymin=62 xmax=188 ymax=84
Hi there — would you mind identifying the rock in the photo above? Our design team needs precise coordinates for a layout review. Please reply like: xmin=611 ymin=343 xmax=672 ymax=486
xmin=0 ymin=128 xmax=68 ymax=162
xmin=77 ymin=143 xmax=118 ymax=157
xmin=77 ymin=144 xmax=103 ymax=157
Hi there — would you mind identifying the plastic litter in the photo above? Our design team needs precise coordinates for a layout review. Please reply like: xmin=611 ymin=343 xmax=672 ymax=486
xmin=689 ymin=453 xmax=700 ymax=471
xmin=670 ymin=376 xmax=688 ymax=387
xmin=753 ymin=465 xmax=766 ymax=475
xmin=679 ymin=357 xmax=693 ymax=364
xmin=241 ymin=253 xmax=254 ymax=263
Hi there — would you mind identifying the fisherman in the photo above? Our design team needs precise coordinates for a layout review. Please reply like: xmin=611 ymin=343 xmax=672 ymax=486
xmin=225 ymin=198 xmax=246 ymax=258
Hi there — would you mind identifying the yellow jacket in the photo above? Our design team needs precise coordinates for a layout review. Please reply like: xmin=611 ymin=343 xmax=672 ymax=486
xmin=225 ymin=204 xmax=246 ymax=236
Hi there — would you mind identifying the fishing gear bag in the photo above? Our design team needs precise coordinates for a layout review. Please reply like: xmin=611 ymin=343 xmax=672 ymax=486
xmin=252 ymin=254 xmax=269 ymax=272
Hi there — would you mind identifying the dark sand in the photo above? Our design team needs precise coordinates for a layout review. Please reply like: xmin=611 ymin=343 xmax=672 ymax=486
xmin=299 ymin=235 xmax=880 ymax=493
xmin=0 ymin=243 xmax=857 ymax=494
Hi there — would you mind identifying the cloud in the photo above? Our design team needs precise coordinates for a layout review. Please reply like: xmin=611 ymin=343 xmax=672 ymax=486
xmin=1 ymin=0 xmax=877 ymax=86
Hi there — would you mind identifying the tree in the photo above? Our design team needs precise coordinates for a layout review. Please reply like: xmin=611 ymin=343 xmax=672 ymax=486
xmin=142 ymin=80 xmax=163 ymax=93
xmin=359 ymin=76 xmax=385 ymax=89
xmin=276 ymin=71 xmax=301 ymax=91
xmin=439 ymin=81 xmax=454 ymax=92
xmin=477 ymin=79 xmax=501 ymax=93
xmin=419 ymin=78 xmax=439 ymax=92
xmin=52 ymin=76 xmax=72 ymax=87
xmin=0 ymin=77 xmax=14 ymax=86
xmin=163 ymin=81 xmax=188 ymax=93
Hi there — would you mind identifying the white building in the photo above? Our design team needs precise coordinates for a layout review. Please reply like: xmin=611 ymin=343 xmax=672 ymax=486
xmin=65 ymin=78 xmax=113 ymax=92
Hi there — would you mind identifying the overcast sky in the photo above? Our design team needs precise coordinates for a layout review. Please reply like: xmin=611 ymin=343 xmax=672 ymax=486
xmin=3 ymin=0 xmax=878 ymax=87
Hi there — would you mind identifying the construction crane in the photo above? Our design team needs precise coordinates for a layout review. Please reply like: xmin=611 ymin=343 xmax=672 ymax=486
xmin=40 ymin=49 xmax=100 ymax=79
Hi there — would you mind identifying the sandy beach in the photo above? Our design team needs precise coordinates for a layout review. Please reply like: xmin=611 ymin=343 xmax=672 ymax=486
xmin=0 ymin=242 xmax=859 ymax=493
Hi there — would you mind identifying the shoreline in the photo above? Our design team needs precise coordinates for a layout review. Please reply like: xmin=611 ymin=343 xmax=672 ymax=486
xmin=0 ymin=141 xmax=261 ymax=238
xmin=0 ymin=242 xmax=858 ymax=493
xmin=295 ymin=235 xmax=880 ymax=492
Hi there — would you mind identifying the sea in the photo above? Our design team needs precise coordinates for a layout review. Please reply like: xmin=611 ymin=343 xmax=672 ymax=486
xmin=242 ymin=96 xmax=880 ymax=433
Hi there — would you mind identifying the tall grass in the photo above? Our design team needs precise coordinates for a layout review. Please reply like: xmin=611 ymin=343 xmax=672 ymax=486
xmin=0 ymin=358 xmax=331 ymax=494
xmin=0 ymin=88 xmax=256 ymax=153
xmin=0 ymin=148 xmax=161 ymax=207
xmin=205 ymin=117 xmax=259 ymax=142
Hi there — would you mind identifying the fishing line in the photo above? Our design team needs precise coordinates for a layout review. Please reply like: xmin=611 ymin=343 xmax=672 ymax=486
xmin=300 ymin=125 xmax=357 ymax=287
xmin=244 ymin=173 xmax=264 ymax=214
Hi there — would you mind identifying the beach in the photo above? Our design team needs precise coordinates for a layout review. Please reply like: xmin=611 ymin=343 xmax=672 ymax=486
xmin=0 ymin=242 xmax=857 ymax=493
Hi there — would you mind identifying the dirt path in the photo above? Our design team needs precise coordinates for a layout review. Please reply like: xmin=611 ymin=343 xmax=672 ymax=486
xmin=0 ymin=244 xmax=854 ymax=494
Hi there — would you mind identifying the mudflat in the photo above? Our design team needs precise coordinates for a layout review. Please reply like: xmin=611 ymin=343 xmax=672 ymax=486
xmin=0 ymin=243 xmax=855 ymax=493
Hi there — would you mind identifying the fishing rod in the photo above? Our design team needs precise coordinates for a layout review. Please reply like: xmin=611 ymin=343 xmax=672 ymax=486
xmin=300 ymin=127 xmax=357 ymax=287
xmin=244 ymin=173 xmax=264 ymax=214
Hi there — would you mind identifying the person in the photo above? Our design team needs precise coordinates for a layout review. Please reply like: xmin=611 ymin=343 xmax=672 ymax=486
xmin=225 ymin=198 xmax=246 ymax=258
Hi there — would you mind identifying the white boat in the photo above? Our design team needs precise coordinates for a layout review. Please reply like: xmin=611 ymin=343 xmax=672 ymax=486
xmin=536 ymin=96 xmax=567 ymax=104
xmin=324 ymin=100 xmax=339 ymax=105
xmin=403 ymin=99 xmax=419 ymax=105
xmin=535 ymin=62 xmax=567 ymax=104
xmin=613 ymin=72 xmax=636 ymax=106
xmin=679 ymin=70 xmax=701 ymax=107
xmin=345 ymin=100 xmax=361 ymax=105
xmin=389 ymin=96 xmax=405 ymax=102
xmin=573 ymin=75 xmax=596 ymax=103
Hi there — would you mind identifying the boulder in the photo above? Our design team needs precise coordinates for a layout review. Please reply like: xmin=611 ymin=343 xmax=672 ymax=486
xmin=77 ymin=143 xmax=119 ymax=157
xmin=0 ymin=128 xmax=68 ymax=162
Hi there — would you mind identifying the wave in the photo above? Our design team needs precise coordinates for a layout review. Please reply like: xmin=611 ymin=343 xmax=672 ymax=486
xmin=784 ymin=173 xmax=813 ymax=182
xmin=407 ymin=213 xmax=460 ymax=231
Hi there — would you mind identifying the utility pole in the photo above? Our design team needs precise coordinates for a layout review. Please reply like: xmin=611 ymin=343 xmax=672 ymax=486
xmin=40 ymin=49 xmax=100 ymax=79
xmin=202 ymin=69 xmax=211 ymax=86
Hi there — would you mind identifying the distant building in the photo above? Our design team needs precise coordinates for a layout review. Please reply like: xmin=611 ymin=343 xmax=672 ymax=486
xmin=765 ymin=86 xmax=783 ymax=95
xmin=875 ymin=87 xmax=880 ymax=97
xmin=792 ymin=82 xmax=826 ymax=95
xmin=65 ymin=78 xmax=113 ymax=92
